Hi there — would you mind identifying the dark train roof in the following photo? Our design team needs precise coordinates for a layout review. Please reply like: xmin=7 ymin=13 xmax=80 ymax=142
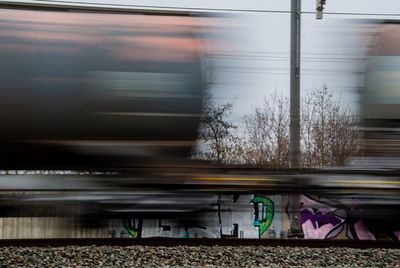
xmin=0 ymin=1 xmax=206 ymax=16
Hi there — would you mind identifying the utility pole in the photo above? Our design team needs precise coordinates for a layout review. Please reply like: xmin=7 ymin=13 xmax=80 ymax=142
xmin=288 ymin=0 xmax=303 ymax=238
xmin=289 ymin=0 xmax=301 ymax=168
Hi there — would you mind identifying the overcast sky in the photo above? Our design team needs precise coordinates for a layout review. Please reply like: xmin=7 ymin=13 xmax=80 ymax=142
xmin=5 ymin=0 xmax=400 ymax=120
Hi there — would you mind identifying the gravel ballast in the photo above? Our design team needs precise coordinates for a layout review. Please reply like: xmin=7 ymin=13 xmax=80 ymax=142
xmin=0 ymin=245 xmax=399 ymax=267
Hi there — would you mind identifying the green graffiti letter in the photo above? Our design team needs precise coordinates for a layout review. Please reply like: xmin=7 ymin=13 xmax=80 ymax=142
xmin=123 ymin=219 xmax=140 ymax=238
xmin=251 ymin=195 xmax=274 ymax=236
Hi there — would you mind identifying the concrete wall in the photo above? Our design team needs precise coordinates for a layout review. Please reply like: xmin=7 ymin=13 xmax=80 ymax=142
xmin=0 ymin=194 xmax=398 ymax=240
xmin=0 ymin=217 xmax=108 ymax=239
xmin=109 ymin=194 xmax=400 ymax=241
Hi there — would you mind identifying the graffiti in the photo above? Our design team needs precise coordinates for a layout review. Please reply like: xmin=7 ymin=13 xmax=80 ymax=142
xmin=106 ymin=194 xmax=399 ymax=241
xmin=251 ymin=195 xmax=274 ymax=237
xmin=351 ymin=219 xmax=375 ymax=240
xmin=300 ymin=195 xmax=343 ymax=239
xmin=123 ymin=218 xmax=142 ymax=238
xmin=158 ymin=219 xmax=171 ymax=232
xmin=216 ymin=194 xmax=223 ymax=237
xmin=299 ymin=195 xmax=400 ymax=241
xmin=395 ymin=231 xmax=400 ymax=241
xmin=108 ymin=195 xmax=260 ymax=239
xmin=220 ymin=194 xmax=259 ymax=238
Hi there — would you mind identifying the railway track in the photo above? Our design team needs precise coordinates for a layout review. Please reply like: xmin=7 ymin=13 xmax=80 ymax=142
xmin=0 ymin=238 xmax=398 ymax=249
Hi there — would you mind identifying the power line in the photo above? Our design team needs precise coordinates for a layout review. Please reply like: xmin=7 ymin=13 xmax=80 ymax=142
xmin=6 ymin=1 xmax=400 ymax=17
xmin=9 ymin=0 xmax=292 ymax=14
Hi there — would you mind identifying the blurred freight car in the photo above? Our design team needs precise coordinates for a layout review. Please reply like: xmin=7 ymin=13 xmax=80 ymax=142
xmin=362 ymin=21 xmax=400 ymax=168
xmin=0 ymin=5 xmax=212 ymax=170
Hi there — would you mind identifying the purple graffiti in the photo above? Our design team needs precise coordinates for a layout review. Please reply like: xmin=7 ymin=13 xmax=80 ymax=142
xmin=300 ymin=195 xmax=345 ymax=239
xmin=300 ymin=208 xmax=344 ymax=239
xmin=301 ymin=209 xmax=342 ymax=229
xmin=353 ymin=220 xmax=375 ymax=240
xmin=395 ymin=231 xmax=400 ymax=241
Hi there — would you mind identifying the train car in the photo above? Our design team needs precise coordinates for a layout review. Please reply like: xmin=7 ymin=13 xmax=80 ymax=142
xmin=0 ymin=5 xmax=209 ymax=170
xmin=362 ymin=21 xmax=400 ymax=167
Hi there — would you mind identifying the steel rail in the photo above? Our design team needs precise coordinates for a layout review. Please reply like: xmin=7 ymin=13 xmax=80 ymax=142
xmin=0 ymin=238 xmax=398 ymax=248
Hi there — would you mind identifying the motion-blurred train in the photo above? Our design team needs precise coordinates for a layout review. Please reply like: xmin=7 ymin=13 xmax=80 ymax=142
xmin=0 ymin=5 xmax=210 ymax=170
xmin=0 ymin=4 xmax=399 ymax=233
xmin=0 ymin=3 xmax=400 ymax=172
xmin=362 ymin=21 xmax=400 ymax=168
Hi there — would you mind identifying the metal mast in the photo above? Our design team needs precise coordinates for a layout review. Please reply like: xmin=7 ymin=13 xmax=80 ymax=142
xmin=289 ymin=0 xmax=301 ymax=168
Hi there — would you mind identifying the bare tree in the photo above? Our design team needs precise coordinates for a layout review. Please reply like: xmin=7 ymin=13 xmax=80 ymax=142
xmin=192 ymin=93 xmax=237 ymax=163
xmin=240 ymin=93 xmax=290 ymax=168
xmin=301 ymin=89 xmax=316 ymax=167
xmin=194 ymin=84 xmax=358 ymax=167
xmin=237 ymin=85 xmax=358 ymax=168
xmin=301 ymin=85 xmax=359 ymax=167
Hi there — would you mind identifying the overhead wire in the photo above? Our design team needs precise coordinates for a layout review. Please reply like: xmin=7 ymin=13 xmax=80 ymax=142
xmin=9 ymin=0 xmax=292 ymax=13
xmin=7 ymin=0 xmax=400 ymax=17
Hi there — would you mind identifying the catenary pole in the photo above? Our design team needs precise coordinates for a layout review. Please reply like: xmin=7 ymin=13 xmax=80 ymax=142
xmin=290 ymin=0 xmax=301 ymax=168
xmin=288 ymin=0 xmax=303 ymax=238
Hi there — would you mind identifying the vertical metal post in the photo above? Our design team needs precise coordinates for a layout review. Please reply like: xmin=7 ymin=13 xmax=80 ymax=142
xmin=290 ymin=0 xmax=301 ymax=168
xmin=288 ymin=0 xmax=303 ymax=238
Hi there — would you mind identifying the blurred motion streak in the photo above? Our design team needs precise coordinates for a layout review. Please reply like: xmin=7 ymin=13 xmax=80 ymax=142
xmin=0 ymin=7 xmax=228 ymax=170
xmin=0 ymin=4 xmax=399 ymax=235
xmin=362 ymin=21 xmax=400 ymax=167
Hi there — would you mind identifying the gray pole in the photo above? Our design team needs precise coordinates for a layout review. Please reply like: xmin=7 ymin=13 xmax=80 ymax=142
xmin=290 ymin=0 xmax=301 ymax=168
xmin=288 ymin=0 xmax=303 ymax=238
